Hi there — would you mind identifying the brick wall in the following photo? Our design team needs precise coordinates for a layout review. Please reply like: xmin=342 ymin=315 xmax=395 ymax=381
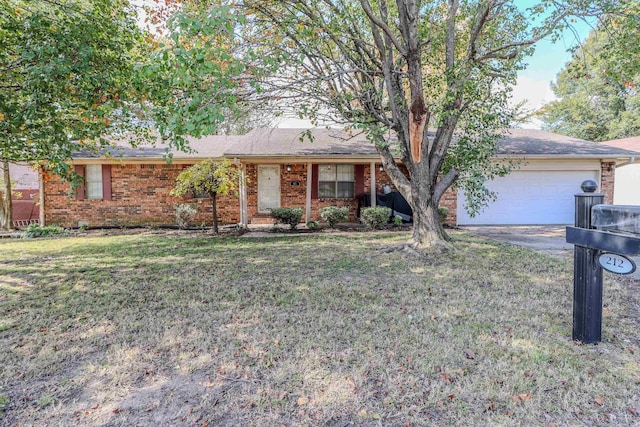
xmin=600 ymin=161 xmax=615 ymax=204
xmin=44 ymin=163 xmax=240 ymax=228
xmin=44 ymin=160 xmax=460 ymax=227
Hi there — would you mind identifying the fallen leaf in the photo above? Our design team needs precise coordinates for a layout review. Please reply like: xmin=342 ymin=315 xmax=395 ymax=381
xmin=90 ymin=403 xmax=99 ymax=410
xmin=518 ymin=393 xmax=531 ymax=401
xmin=464 ymin=349 xmax=475 ymax=360
xmin=145 ymin=406 xmax=153 ymax=412
xmin=202 ymin=421 xmax=208 ymax=427
xmin=524 ymin=370 xmax=533 ymax=378
xmin=447 ymin=393 xmax=455 ymax=400
xmin=594 ymin=396 xmax=605 ymax=406
xmin=629 ymin=407 xmax=638 ymax=415
xmin=358 ymin=409 xmax=368 ymax=417
xmin=439 ymin=372 xmax=452 ymax=384
xmin=112 ymin=408 xmax=120 ymax=414
xmin=437 ymin=400 xmax=444 ymax=408
xmin=297 ymin=397 xmax=309 ymax=406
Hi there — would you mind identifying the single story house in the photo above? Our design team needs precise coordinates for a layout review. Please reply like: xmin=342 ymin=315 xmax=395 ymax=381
xmin=600 ymin=136 xmax=640 ymax=205
xmin=40 ymin=128 xmax=639 ymax=228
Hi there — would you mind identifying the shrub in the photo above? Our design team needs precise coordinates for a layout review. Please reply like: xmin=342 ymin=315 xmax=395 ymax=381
xmin=361 ymin=206 xmax=391 ymax=229
xmin=438 ymin=206 xmax=449 ymax=225
xmin=393 ymin=215 xmax=403 ymax=226
xmin=175 ymin=204 xmax=199 ymax=229
xmin=270 ymin=207 xmax=303 ymax=230
xmin=320 ymin=206 xmax=349 ymax=228
xmin=21 ymin=224 xmax=66 ymax=238
xmin=306 ymin=220 xmax=320 ymax=230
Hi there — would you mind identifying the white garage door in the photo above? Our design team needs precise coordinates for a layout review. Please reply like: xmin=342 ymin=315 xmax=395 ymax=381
xmin=458 ymin=170 xmax=599 ymax=225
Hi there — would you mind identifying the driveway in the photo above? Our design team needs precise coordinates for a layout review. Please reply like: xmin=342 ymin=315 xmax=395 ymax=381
xmin=461 ymin=225 xmax=640 ymax=280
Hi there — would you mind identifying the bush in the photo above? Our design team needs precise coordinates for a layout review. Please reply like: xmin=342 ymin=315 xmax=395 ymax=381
xmin=21 ymin=224 xmax=66 ymax=238
xmin=320 ymin=206 xmax=349 ymax=228
xmin=175 ymin=203 xmax=199 ymax=229
xmin=306 ymin=220 xmax=320 ymax=230
xmin=361 ymin=206 xmax=391 ymax=229
xmin=270 ymin=207 xmax=303 ymax=230
xmin=393 ymin=215 xmax=403 ymax=226
xmin=438 ymin=206 xmax=449 ymax=225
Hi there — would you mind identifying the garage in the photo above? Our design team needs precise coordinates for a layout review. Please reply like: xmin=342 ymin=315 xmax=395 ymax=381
xmin=457 ymin=168 xmax=599 ymax=225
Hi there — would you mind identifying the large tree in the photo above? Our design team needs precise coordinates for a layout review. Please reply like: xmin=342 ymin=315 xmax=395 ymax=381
xmin=199 ymin=0 xmax=608 ymax=249
xmin=0 ymin=0 xmax=146 ymax=229
xmin=539 ymin=2 xmax=640 ymax=141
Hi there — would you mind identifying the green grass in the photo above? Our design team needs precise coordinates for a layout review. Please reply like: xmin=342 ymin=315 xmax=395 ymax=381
xmin=1 ymin=230 xmax=639 ymax=426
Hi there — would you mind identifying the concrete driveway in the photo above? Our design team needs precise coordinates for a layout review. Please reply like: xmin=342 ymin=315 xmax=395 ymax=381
xmin=461 ymin=225 xmax=640 ymax=280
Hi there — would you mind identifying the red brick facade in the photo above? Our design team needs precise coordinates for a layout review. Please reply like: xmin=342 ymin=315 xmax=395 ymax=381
xmin=600 ymin=161 xmax=616 ymax=204
xmin=44 ymin=164 xmax=240 ymax=228
xmin=43 ymin=161 xmax=458 ymax=228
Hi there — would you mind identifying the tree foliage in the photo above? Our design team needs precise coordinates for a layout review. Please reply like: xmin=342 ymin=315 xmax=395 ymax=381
xmin=177 ymin=0 xmax=608 ymax=248
xmin=170 ymin=158 xmax=241 ymax=232
xmin=539 ymin=3 xmax=640 ymax=141
xmin=0 ymin=0 xmax=147 ymax=228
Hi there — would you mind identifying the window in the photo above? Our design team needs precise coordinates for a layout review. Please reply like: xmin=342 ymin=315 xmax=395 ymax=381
xmin=318 ymin=164 xmax=354 ymax=198
xmin=85 ymin=165 xmax=103 ymax=199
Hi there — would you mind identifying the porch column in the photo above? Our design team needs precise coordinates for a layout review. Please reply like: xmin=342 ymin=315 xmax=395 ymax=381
xmin=370 ymin=162 xmax=376 ymax=207
xmin=239 ymin=163 xmax=248 ymax=227
xmin=306 ymin=162 xmax=312 ymax=223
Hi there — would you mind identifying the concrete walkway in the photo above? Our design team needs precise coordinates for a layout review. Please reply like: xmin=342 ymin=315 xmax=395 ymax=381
xmin=461 ymin=225 xmax=640 ymax=279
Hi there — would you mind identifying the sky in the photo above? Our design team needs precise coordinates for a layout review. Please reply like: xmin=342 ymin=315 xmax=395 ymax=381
xmin=512 ymin=15 xmax=594 ymax=128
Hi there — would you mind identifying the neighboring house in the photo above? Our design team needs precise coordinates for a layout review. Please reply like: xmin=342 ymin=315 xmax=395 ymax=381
xmin=600 ymin=136 xmax=640 ymax=205
xmin=4 ymin=163 xmax=40 ymax=227
xmin=41 ymin=128 xmax=639 ymax=228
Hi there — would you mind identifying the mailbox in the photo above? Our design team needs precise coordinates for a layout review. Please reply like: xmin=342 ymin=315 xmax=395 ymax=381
xmin=592 ymin=204 xmax=640 ymax=235
xmin=566 ymin=184 xmax=640 ymax=344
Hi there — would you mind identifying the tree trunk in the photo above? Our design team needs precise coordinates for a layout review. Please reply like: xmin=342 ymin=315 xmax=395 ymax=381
xmin=410 ymin=199 xmax=448 ymax=249
xmin=211 ymin=192 xmax=219 ymax=233
xmin=0 ymin=161 xmax=13 ymax=231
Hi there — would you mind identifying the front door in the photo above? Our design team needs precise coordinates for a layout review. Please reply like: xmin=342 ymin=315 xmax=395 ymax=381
xmin=258 ymin=165 xmax=281 ymax=213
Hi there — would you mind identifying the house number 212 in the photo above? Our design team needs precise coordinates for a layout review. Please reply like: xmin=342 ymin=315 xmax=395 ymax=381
xmin=598 ymin=253 xmax=636 ymax=275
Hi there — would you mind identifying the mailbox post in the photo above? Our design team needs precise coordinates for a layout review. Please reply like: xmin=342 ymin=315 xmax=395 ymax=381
xmin=572 ymin=181 xmax=604 ymax=344
xmin=566 ymin=180 xmax=640 ymax=344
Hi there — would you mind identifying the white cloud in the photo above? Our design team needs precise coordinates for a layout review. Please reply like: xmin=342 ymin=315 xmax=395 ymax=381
xmin=511 ymin=76 xmax=557 ymax=129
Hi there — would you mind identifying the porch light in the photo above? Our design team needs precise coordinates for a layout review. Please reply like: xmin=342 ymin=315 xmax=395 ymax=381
xmin=286 ymin=164 xmax=292 ymax=172
xmin=379 ymin=165 xmax=384 ymax=171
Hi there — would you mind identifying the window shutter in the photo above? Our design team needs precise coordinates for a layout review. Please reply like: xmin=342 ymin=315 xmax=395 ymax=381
xmin=74 ymin=165 xmax=85 ymax=200
xmin=311 ymin=164 xmax=319 ymax=199
xmin=354 ymin=164 xmax=365 ymax=195
xmin=102 ymin=164 xmax=112 ymax=200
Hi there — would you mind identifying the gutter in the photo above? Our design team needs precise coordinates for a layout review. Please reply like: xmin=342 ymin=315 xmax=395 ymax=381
xmin=616 ymin=156 xmax=638 ymax=168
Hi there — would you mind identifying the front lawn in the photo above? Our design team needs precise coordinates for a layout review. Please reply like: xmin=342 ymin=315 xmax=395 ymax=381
xmin=1 ymin=231 xmax=639 ymax=426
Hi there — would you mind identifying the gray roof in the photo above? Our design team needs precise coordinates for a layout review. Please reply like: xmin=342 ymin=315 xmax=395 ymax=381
xmin=73 ymin=127 xmax=640 ymax=161
xmin=225 ymin=128 xmax=379 ymax=157
xmin=496 ymin=129 xmax=640 ymax=157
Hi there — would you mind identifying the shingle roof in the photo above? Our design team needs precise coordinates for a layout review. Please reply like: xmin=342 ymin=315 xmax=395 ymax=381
xmin=73 ymin=128 xmax=640 ymax=161
xmin=224 ymin=128 xmax=380 ymax=157
xmin=600 ymin=136 xmax=640 ymax=152
xmin=496 ymin=129 xmax=640 ymax=157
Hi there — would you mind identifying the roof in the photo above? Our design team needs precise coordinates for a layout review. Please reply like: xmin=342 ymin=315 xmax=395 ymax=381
xmin=496 ymin=129 xmax=640 ymax=157
xmin=600 ymin=136 xmax=640 ymax=152
xmin=225 ymin=128 xmax=379 ymax=157
xmin=72 ymin=128 xmax=640 ymax=161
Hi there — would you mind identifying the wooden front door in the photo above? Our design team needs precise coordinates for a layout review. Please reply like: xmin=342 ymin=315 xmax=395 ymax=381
xmin=258 ymin=165 xmax=281 ymax=213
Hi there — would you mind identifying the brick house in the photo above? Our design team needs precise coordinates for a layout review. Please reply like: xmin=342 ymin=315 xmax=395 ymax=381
xmin=41 ymin=128 xmax=639 ymax=228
